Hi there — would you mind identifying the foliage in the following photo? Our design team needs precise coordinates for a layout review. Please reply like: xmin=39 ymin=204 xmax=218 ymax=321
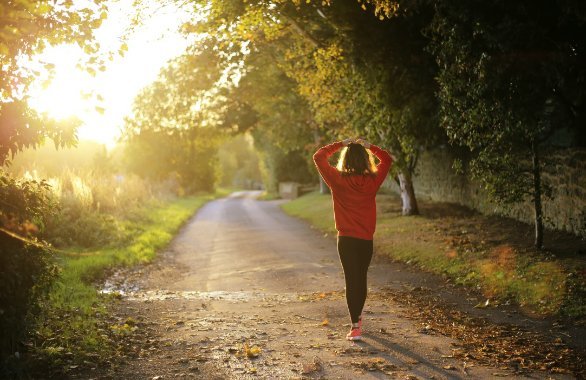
xmin=0 ymin=103 xmax=82 ymax=165
xmin=279 ymin=1 xmax=440 ymax=174
xmin=256 ymin=141 xmax=316 ymax=193
xmin=41 ymin=171 xmax=159 ymax=248
xmin=0 ymin=0 xmax=108 ymax=163
xmin=217 ymin=134 xmax=262 ymax=189
xmin=0 ymin=169 xmax=53 ymax=234
xmin=0 ymin=234 xmax=57 ymax=374
xmin=427 ymin=0 xmax=586 ymax=246
xmin=0 ymin=170 xmax=57 ymax=367
xmin=123 ymin=46 xmax=228 ymax=193
xmin=429 ymin=0 xmax=585 ymax=202
xmin=187 ymin=0 xmax=441 ymax=210
xmin=123 ymin=128 xmax=220 ymax=193
xmin=223 ymin=45 xmax=318 ymax=193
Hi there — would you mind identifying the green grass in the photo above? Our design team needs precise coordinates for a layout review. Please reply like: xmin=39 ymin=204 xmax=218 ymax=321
xmin=281 ymin=191 xmax=335 ymax=233
xmin=34 ymin=194 xmax=216 ymax=366
xmin=282 ymin=191 xmax=585 ymax=318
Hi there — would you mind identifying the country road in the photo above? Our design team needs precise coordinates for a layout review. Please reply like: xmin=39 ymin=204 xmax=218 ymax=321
xmin=90 ymin=191 xmax=580 ymax=379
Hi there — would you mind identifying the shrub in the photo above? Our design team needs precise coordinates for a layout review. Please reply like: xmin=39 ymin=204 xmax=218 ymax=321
xmin=0 ymin=234 xmax=57 ymax=371
xmin=40 ymin=171 xmax=158 ymax=248
xmin=0 ymin=171 xmax=57 ymax=371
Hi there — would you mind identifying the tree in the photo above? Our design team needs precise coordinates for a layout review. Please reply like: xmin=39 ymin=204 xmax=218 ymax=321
xmin=180 ymin=10 xmax=322 ymax=193
xmin=0 ymin=0 xmax=108 ymax=164
xmin=428 ymin=0 xmax=586 ymax=247
xmin=225 ymin=47 xmax=318 ymax=193
xmin=185 ymin=0 xmax=442 ymax=213
xmin=122 ymin=45 xmax=227 ymax=192
xmin=282 ymin=1 xmax=441 ymax=214
xmin=217 ymin=134 xmax=262 ymax=189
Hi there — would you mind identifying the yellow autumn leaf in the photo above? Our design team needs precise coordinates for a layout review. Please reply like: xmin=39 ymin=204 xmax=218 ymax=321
xmin=244 ymin=343 xmax=261 ymax=358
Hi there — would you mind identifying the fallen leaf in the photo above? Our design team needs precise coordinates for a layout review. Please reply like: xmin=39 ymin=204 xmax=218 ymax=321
xmin=302 ymin=357 xmax=323 ymax=374
xmin=244 ymin=343 xmax=261 ymax=358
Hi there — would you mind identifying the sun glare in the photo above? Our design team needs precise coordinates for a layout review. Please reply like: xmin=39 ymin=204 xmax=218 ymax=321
xmin=27 ymin=45 xmax=92 ymax=120
xmin=26 ymin=0 xmax=194 ymax=148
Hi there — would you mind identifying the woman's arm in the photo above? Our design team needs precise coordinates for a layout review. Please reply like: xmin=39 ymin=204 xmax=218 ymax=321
xmin=313 ymin=141 xmax=344 ymax=188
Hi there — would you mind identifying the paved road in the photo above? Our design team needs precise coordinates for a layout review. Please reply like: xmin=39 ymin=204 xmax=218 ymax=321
xmin=96 ymin=191 xmax=574 ymax=379
xmin=166 ymin=191 xmax=343 ymax=293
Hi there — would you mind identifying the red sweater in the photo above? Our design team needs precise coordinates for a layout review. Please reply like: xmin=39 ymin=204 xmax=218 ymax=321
xmin=313 ymin=141 xmax=392 ymax=240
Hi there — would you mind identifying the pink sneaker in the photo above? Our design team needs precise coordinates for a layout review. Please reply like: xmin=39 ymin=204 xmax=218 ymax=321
xmin=346 ymin=326 xmax=362 ymax=341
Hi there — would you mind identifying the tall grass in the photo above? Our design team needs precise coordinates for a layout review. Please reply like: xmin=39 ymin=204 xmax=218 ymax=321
xmin=21 ymin=169 xmax=180 ymax=248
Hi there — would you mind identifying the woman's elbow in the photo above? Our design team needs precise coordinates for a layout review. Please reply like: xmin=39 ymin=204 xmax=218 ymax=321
xmin=313 ymin=152 xmax=322 ymax=163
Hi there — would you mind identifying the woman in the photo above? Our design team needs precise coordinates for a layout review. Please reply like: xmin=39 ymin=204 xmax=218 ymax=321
xmin=313 ymin=138 xmax=392 ymax=341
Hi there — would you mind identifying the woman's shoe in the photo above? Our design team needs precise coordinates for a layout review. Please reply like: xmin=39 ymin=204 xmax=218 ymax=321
xmin=346 ymin=326 xmax=362 ymax=341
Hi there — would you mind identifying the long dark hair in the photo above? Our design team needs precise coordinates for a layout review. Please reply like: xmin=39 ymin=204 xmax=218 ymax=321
xmin=336 ymin=143 xmax=377 ymax=176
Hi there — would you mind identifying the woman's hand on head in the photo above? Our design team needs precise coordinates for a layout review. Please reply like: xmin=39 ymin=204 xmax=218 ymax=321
xmin=342 ymin=138 xmax=354 ymax=146
xmin=355 ymin=138 xmax=371 ymax=149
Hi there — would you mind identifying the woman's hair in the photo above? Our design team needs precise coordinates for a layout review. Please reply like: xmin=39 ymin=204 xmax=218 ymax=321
xmin=336 ymin=143 xmax=377 ymax=176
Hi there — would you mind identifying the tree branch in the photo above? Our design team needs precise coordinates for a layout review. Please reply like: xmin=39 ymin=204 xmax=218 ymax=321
xmin=279 ymin=12 xmax=322 ymax=49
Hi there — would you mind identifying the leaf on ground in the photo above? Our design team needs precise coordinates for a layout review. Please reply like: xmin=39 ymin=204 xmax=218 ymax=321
xmin=244 ymin=343 xmax=261 ymax=358
xmin=351 ymin=358 xmax=397 ymax=372
xmin=321 ymin=319 xmax=329 ymax=326
xmin=302 ymin=357 xmax=323 ymax=374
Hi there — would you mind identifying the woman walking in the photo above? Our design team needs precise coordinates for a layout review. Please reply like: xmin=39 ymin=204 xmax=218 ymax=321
xmin=313 ymin=138 xmax=392 ymax=341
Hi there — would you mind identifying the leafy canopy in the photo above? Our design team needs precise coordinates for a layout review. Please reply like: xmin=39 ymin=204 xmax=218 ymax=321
xmin=0 ymin=0 xmax=108 ymax=164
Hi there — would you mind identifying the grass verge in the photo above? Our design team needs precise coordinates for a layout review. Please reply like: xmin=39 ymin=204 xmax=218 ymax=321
xmin=282 ymin=191 xmax=586 ymax=318
xmin=31 ymin=193 xmax=216 ymax=371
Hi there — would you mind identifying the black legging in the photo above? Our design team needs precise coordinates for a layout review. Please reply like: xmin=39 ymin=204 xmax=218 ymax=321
xmin=337 ymin=236 xmax=373 ymax=324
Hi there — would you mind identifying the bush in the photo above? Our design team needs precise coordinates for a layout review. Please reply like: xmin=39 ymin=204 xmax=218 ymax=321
xmin=0 ymin=171 xmax=57 ymax=372
xmin=40 ymin=171 xmax=158 ymax=248
xmin=0 ymin=235 xmax=57 ymax=370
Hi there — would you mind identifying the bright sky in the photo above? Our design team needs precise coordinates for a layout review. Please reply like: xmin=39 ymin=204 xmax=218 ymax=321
xmin=27 ymin=0 xmax=195 ymax=148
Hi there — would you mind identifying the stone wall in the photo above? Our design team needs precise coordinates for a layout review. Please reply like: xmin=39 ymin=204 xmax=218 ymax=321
xmin=385 ymin=147 xmax=586 ymax=238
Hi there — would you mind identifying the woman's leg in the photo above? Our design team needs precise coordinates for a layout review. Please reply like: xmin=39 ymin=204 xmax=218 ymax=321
xmin=337 ymin=236 xmax=374 ymax=324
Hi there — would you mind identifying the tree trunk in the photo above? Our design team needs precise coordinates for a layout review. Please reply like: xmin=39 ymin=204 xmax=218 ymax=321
xmin=531 ymin=141 xmax=544 ymax=249
xmin=313 ymin=128 xmax=330 ymax=194
xmin=398 ymin=171 xmax=419 ymax=215
xmin=319 ymin=177 xmax=331 ymax=194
